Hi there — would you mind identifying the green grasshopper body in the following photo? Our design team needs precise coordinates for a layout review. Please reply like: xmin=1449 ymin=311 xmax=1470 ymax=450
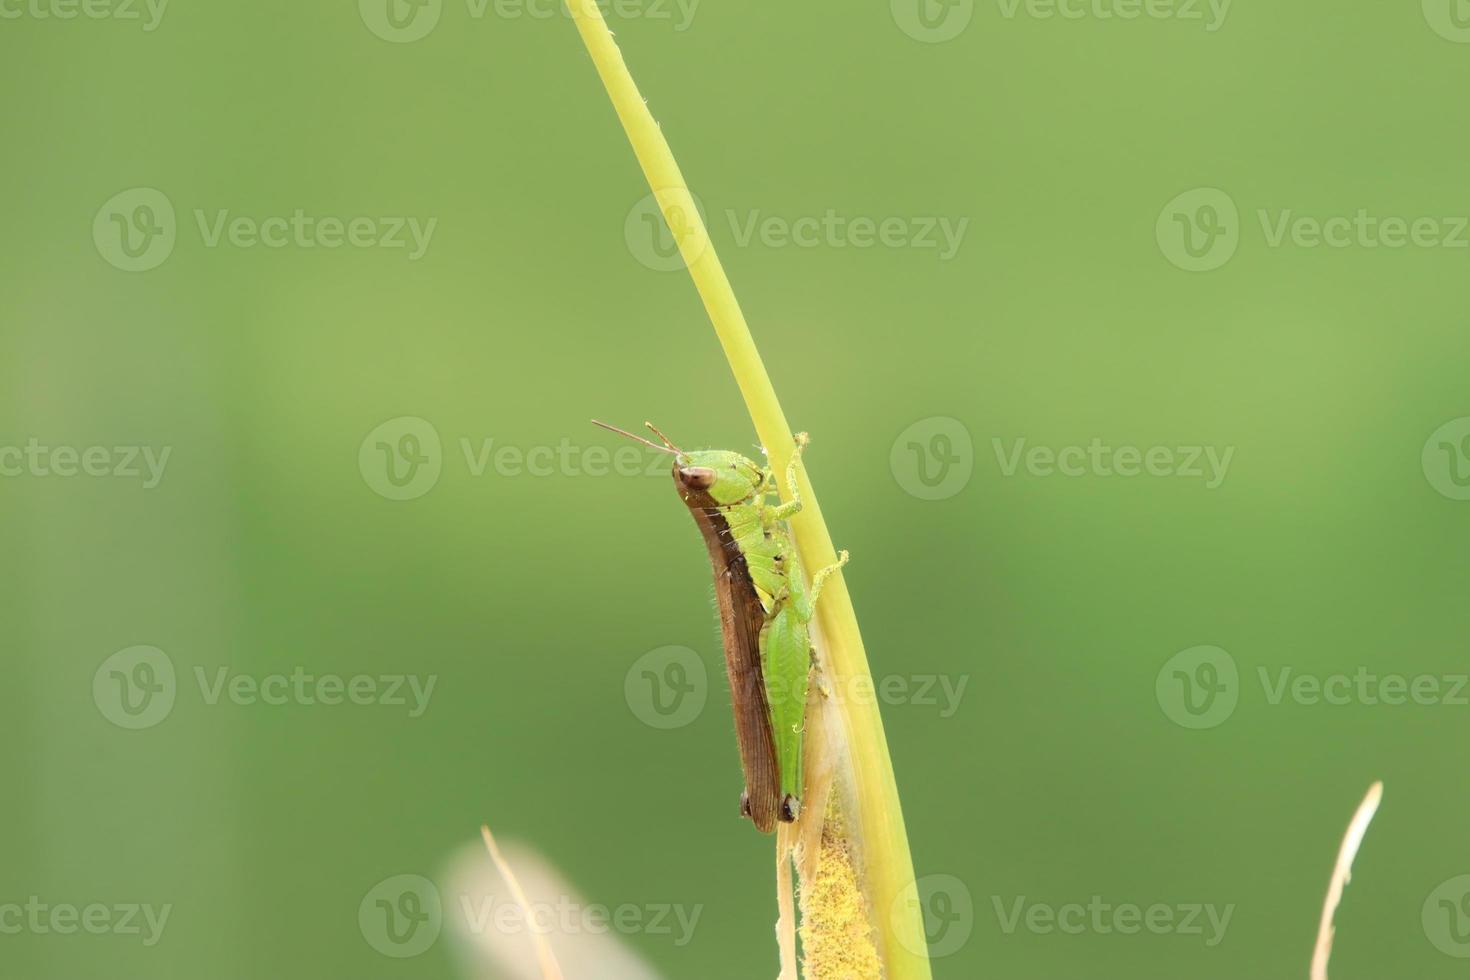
xmin=596 ymin=422 xmax=848 ymax=833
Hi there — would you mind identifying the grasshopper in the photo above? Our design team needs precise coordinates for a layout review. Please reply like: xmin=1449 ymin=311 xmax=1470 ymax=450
xmin=595 ymin=421 xmax=849 ymax=832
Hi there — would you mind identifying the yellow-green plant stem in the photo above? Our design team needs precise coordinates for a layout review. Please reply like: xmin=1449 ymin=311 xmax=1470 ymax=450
xmin=566 ymin=6 xmax=931 ymax=977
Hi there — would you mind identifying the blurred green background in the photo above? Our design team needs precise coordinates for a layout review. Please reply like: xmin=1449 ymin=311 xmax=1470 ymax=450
xmin=3 ymin=1 xmax=1470 ymax=977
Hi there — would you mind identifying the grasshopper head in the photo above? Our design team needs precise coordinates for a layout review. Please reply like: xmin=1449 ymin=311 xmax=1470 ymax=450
xmin=590 ymin=420 xmax=766 ymax=507
xmin=674 ymin=449 xmax=765 ymax=506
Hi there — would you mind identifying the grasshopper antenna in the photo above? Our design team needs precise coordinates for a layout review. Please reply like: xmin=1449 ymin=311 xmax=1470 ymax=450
xmin=643 ymin=421 xmax=682 ymax=454
xmin=591 ymin=419 xmax=679 ymax=455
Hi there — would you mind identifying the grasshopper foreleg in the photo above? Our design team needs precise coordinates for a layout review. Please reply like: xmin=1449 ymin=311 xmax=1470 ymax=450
xmin=767 ymin=432 xmax=809 ymax=522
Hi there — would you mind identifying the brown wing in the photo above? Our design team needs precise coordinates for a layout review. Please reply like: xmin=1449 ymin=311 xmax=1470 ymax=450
xmin=680 ymin=483 xmax=780 ymax=834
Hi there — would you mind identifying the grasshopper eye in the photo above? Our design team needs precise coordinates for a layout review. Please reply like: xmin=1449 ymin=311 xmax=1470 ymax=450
xmin=677 ymin=466 xmax=717 ymax=490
